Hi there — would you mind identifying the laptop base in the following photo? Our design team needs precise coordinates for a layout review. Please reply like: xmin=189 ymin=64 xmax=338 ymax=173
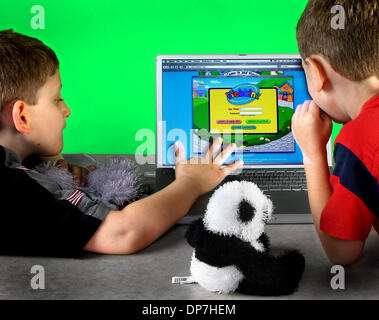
xmin=156 ymin=168 xmax=314 ymax=225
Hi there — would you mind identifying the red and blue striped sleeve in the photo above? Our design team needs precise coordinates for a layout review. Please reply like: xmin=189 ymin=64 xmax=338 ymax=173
xmin=320 ymin=143 xmax=379 ymax=240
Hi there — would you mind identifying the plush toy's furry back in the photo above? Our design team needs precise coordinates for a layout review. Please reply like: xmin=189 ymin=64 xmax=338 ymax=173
xmin=82 ymin=157 xmax=142 ymax=208
xmin=35 ymin=157 xmax=143 ymax=209
xmin=186 ymin=218 xmax=305 ymax=296
xmin=36 ymin=161 xmax=77 ymax=190
xmin=185 ymin=181 xmax=305 ymax=296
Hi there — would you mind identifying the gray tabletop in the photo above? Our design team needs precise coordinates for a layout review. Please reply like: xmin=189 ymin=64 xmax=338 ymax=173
xmin=1 ymin=154 xmax=378 ymax=300
xmin=1 ymin=224 xmax=378 ymax=300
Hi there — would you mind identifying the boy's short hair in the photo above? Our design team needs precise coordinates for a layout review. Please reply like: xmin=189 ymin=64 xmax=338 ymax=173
xmin=0 ymin=30 xmax=59 ymax=118
xmin=296 ymin=0 xmax=378 ymax=81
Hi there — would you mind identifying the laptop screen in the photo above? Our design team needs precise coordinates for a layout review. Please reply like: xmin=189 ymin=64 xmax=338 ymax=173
xmin=158 ymin=56 xmax=312 ymax=167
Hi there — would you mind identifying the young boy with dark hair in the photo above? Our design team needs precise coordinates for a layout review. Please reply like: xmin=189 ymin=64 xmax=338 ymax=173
xmin=292 ymin=0 xmax=379 ymax=265
xmin=0 ymin=29 xmax=243 ymax=257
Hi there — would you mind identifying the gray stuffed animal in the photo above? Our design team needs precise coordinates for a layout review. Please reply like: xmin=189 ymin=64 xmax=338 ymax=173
xmin=35 ymin=157 xmax=144 ymax=209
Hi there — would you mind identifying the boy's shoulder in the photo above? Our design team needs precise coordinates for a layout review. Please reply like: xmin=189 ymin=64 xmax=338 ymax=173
xmin=335 ymin=94 xmax=379 ymax=174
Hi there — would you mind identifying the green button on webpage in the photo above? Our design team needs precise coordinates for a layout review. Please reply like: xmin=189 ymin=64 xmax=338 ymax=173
xmin=246 ymin=119 xmax=271 ymax=124
xmin=231 ymin=125 xmax=257 ymax=130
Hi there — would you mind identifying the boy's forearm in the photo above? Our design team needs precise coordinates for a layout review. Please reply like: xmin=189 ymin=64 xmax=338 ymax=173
xmin=304 ymin=152 xmax=338 ymax=258
xmin=304 ymin=150 xmax=332 ymax=232
xmin=120 ymin=177 xmax=201 ymax=252
xmin=304 ymin=151 xmax=364 ymax=265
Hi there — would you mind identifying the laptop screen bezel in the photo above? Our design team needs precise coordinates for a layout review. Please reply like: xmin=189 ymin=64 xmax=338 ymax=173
xmin=156 ymin=54 xmax=333 ymax=169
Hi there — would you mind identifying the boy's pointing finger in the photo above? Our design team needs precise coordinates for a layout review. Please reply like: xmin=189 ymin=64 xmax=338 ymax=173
xmin=213 ymin=142 xmax=236 ymax=165
xmin=174 ymin=141 xmax=186 ymax=164
xmin=205 ymin=137 xmax=222 ymax=162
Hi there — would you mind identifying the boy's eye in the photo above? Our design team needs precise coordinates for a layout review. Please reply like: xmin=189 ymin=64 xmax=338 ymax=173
xmin=55 ymin=98 xmax=64 ymax=103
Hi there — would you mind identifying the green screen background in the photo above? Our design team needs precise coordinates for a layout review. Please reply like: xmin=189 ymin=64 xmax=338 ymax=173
xmin=0 ymin=0 xmax=342 ymax=155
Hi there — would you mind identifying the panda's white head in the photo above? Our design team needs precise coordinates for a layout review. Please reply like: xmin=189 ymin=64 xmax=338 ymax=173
xmin=203 ymin=181 xmax=273 ymax=245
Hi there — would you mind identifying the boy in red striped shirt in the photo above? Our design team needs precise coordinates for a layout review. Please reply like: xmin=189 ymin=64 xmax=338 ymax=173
xmin=292 ymin=0 xmax=379 ymax=265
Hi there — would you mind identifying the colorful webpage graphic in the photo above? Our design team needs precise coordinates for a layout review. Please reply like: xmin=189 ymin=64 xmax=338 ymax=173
xmin=192 ymin=76 xmax=295 ymax=154
xmin=209 ymin=87 xmax=278 ymax=134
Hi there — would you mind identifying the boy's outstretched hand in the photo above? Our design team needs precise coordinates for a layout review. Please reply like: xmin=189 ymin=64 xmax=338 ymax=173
xmin=174 ymin=137 xmax=244 ymax=195
xmin=291 ymin=100 xmax=332 ymax=163
xmin=84 ymin=137 xmax=243 ymax=255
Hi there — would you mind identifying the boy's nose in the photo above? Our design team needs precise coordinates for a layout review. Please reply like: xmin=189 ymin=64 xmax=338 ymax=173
xmin=62 ymin=102 xmax=71 ymax=118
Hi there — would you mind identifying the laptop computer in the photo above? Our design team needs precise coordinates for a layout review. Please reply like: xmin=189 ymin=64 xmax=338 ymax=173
xmin=155 ymin=54 xmax=333 ymax=224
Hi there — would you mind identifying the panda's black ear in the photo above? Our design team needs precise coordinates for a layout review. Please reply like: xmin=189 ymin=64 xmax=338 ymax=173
xmin=238 ymin=199 xmax=255 ymax=223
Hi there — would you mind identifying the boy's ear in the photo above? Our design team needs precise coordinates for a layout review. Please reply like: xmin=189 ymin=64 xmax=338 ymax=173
xmin=305 ymin=56 xmax=328 ymax=92
xmin=12 ymin=101 xmax=31 ymax=134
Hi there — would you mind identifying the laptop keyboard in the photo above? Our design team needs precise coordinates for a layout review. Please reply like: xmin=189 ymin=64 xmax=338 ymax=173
xmin=224 ymin=168 xmax=308 ymax=191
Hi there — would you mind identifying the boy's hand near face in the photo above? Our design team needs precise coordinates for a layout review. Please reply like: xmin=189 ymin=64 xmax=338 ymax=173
xmin=174 ymin=137 xmax=243 ymax=195
xmin=291 ymin=100 xmax=332 ymax=163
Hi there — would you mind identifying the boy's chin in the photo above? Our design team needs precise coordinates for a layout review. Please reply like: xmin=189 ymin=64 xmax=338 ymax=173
xmin=38 ymin=145 xmax=63 ymax=158
xmin=329 ymin=115 xmax=349 ymax=124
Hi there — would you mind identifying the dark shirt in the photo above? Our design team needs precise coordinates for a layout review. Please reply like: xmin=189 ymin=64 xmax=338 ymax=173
xmin=0 ymin=145 xmax=110 ymax=257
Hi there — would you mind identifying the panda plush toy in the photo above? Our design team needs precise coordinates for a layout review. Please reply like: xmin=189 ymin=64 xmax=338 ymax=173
xmin=185 ymin=180 xmax=305 ymax=296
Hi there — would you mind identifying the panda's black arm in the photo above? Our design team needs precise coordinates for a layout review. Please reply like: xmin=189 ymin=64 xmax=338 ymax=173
xmin=186 ymin=219 xmax=270 ymax=253
xmin=258 ymin=232 xmax=270 ymax=251
xmin=185 ymin=219 xmax=263 ymax=261
xmin=185 ymin=219 xmax=203 ymax=248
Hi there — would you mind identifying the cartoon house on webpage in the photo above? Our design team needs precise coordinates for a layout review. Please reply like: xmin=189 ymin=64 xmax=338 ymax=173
xmin=278 ymin=80 xmax=294 ymax=102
